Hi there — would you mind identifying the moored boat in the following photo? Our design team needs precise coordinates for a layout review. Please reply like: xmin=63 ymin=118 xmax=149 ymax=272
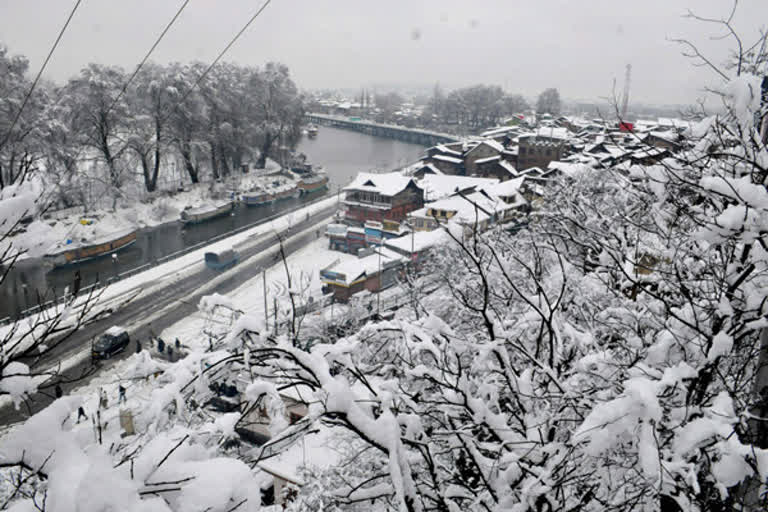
xmin=180 ymin=201 xmax=234 ymax=224
xmin=242 ymin=183 xmax=299 ymax=206
xmin=298 ymin=171 xmax=329 ymax=195
xmin=44 ymin=228 xmax=137 ymax=267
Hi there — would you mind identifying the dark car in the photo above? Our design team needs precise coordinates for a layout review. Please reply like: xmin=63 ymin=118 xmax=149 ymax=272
xmin=92 ymin=326 xmax=130 ymax=360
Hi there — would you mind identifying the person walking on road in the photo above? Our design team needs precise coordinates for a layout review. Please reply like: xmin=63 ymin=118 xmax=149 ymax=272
xmin=100 ymin=389 xmax=108 ymax=409
xmin=167 ymin=346 xmax=174 ymax=361
xmin=118 ymin=385 xmax=126 ymax=404
xmin=175 ymin=338 xmax=181 ymax=350
xmin=157 ymin=338 xmax=165 ymax=354
xmin=77 ymin=406 xmax=88 ymax=423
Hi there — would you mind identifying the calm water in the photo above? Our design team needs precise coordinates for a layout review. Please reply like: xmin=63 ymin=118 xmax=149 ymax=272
xmin=296 ymin=125 xmax=426 ymax=190
xmin=1 ymin=128 xmax=426 ymax=320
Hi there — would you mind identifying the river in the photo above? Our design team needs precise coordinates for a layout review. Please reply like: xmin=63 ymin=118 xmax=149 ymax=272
xmin=0 ymin=126 xmax=426 ymax=321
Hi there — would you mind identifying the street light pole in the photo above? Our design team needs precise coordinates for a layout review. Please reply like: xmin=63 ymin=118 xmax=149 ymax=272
xmin=377 ymin=244 xmax=382 ymax=316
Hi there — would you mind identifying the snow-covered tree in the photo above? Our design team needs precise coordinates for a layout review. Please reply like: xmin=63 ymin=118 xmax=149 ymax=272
xmin=535 ymin=87 xmax=561 ymax=116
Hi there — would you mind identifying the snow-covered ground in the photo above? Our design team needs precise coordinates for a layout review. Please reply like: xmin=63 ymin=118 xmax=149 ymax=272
xmin=3 ymin=159 xmax=300 ymax=260
xmin=160 ymin=235 xmax=357 ymax=352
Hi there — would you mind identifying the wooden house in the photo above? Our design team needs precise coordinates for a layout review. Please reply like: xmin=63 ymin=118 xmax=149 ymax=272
xmin=342 ymin=172 xmax=424 ymax=226
xmin=463 ymin=139 xmax=504 ymax=175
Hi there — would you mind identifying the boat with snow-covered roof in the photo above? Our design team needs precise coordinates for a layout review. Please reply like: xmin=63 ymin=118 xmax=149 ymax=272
xmin=180 ymin=201 xmax=234 ymax=225
xmin=44 ymin=228 xmax=137 ymax=267
xmin=297 ymin=170 xmax=329 ymax=195
xmin=242 ymin=182 xmax=300 ymax=206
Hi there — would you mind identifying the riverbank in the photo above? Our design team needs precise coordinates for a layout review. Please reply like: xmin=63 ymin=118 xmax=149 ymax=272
xmin=3 ymin=159 xmax=290 ymax=261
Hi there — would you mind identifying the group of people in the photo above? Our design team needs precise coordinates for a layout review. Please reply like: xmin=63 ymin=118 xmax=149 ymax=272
xmin=154 ymin=337 xmax=182 ymax=360
xmin=74 ymin=384 xmax=127 ymax=423
xmin=70 ymin=329 xmax=185 ymax=423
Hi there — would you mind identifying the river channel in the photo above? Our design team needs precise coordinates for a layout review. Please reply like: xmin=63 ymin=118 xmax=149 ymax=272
xmin=0 ymin=126 xmax=426 ymax=321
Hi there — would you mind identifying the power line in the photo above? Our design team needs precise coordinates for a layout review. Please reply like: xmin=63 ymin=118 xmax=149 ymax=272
xmin=170 ymin=0 xmax=273 ymax=113
xmin=0 ymin=0 xmax=82 ymax=151
xmin=104 ymin=0 xmax=192 ymax=120
xmin=67 ymin=0 xmax=192 ymax=171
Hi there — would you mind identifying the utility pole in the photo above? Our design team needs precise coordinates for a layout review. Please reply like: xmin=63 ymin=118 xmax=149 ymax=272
xmin=263 ymin=270 xmax=268 ymax=332
xmin=273 ymin=297 xmax=278 ymax=336
xmin=377 ymin=245 xmax=382 ymax=316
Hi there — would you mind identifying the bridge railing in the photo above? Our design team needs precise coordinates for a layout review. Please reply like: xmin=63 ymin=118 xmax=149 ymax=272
xmin=307 ymin=113 xmax=460 ymax=143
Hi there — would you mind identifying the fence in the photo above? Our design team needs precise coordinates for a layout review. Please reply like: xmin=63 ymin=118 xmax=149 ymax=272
xmin=3 ymin=193 xmax=335 ymax=325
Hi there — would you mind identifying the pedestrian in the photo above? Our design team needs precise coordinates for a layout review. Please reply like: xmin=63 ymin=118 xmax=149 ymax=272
xmin=118 ymin=385 xmax=126 ymax=404
xmin=175 ymin=338 xmax=181 ymax=350
xmin=136 ymin=339 xmax=142 ymax=353
xmin=55 ymin=384 xmax=63 ymax=398
xmin=209 ymin=337 xmax=214 ymax=351
xmin=157 ymin=338 xmax=165 ymax=354
xmin=316 ymin=229 xmax=320 ymax=239
xmin=111 ymin=253 xmax=119 ymax=264
xmin=100 ymin=390 xmax=108 ymax=409
xmin=77 ymin=406 xmax=88 ymax=423
xmin=167 ymin=346 xmax=173 ymax=361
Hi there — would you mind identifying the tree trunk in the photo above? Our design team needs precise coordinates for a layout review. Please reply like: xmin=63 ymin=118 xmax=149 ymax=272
xmin=139 ymin=151 xmax=154 ymax=192
xmin=151 ymin=118 xmax=161 ymax=191
xmin=256 ymin=134 xmax=274 ymax=169
xmin=219 ymin=144 xmax=231 ymax=177
xmin=210 ymin=142 xmax=220 ymax=180
xmin=180 ymin=141 xmax=199 ymax=184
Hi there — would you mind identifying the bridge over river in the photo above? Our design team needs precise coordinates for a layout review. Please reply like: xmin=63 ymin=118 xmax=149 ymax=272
xmin=306 ymin=113 xmax=460 ymax=147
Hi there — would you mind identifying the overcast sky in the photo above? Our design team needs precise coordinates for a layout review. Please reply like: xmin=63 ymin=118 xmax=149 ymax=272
xmin=0 ymin=0 xmax=764 ymax=105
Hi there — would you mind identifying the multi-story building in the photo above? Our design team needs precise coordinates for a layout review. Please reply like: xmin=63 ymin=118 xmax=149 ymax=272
xmin=342 ymin=172 xmax=424 ymax=226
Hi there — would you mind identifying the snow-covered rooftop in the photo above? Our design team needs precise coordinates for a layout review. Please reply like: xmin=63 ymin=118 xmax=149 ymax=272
xmin=343 ymin=172 xmax=418 ymax=197
xmin=322 ymin=247 xmax=405 ymax=285
xmin=257 ymin=424 xmax=342 ymax=486
xmin=498 ymin=160 xmax=518 ymax=175
xmin=411 ymin=191 xmax=513 ymax=225
xmin=414 ymin=162 xmax=443 ymax=176
xmin=467 ymin=139 xmax=505 ymax=154
xmin=385 ymin=229 xmax=449 ymax=254
xmin=547 ymin=161 xmax=593 ymax=176
xmin=418 ymin=175 xmax=498 ymax=201
xmin=533 ymin=126 xmax=571 ymax=140
xmin=483 ymin=176 xmax=526 ymax=198
xmin=475 ymin=155 xmax=501 ymax=164
xmin=481 ymin=126 xmax=517 ymax=138
xmin=433 ymin=144 xmax=462 ymax=156
xmin=432 ymin=154 xmax=463 ymax=164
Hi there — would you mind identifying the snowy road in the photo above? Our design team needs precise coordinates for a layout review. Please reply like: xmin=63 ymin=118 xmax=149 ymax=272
xmin=0 ymin=203 xmax=337 ymax=426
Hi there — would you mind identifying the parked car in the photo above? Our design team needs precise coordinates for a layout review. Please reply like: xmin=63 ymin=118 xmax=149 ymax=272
xmin=92 ymin=326 xmax=130 ymax=360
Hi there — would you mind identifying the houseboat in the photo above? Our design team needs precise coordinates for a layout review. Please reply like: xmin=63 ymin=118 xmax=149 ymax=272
xmin=44 ymin=228 xmax=137 ymax=267
xmin=297 ymin=171 xmax=329 ymax=195
xmin=242 ymin=183 xmax=299 ymax=206
xmin=180 ymin=201 xmax=234 ymax=225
